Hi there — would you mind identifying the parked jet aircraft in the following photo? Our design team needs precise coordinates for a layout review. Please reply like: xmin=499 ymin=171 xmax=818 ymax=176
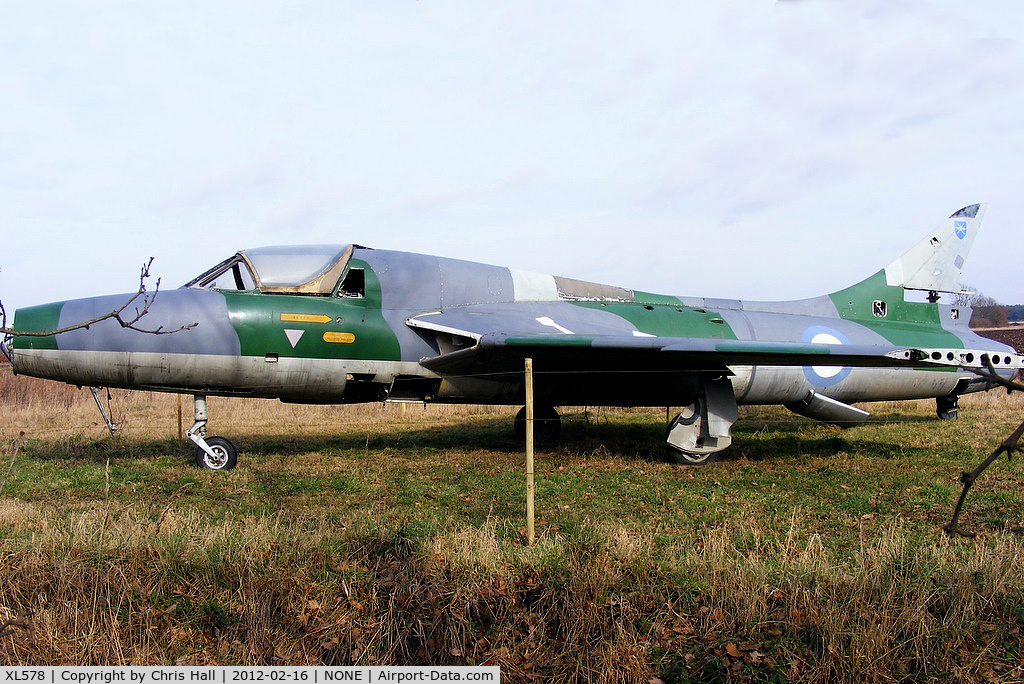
xmin=4 ymin=204 xmax=1022 ymax=470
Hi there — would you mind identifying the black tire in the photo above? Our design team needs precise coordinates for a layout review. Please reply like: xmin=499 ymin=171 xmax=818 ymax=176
xmin=663 ymin=443 xmax=717 ymax=466
xmin=514 ymin=405 xmax=561 ymax=442
xmin=194 ymin=436 xmax=238 ymax=470
xmin=936 ymin=395 xmax=959 ymax=421
xmin=663 ymin=411 xmax=715 ymax=466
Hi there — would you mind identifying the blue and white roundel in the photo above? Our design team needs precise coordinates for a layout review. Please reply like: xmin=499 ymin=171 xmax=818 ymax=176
xmin=802 ymin=326 xmax=852 ymax=387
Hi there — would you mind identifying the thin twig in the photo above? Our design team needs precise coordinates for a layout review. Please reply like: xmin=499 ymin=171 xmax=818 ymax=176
xmin=0 ymin=431 xmax=25 ymax=496
xmin=0 ymin=258 xmax=197 ymax=338
xmin=154 ymin=483 xmax=194 ymax=534
xmin=0 ymin=612 xmax=35 ymax=643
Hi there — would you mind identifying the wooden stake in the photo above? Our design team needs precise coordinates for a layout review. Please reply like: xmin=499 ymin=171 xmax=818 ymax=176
xmin=525 ymin=357 xmax=535 ymax=546
xmin=177 ymin=394 xmax=184 ymax=443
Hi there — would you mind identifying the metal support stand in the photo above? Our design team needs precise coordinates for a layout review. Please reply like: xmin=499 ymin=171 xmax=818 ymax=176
xmin=89 ymin=387 xmax=118 ymax=436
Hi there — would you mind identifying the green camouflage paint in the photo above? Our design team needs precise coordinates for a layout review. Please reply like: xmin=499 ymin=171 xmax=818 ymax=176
xmin=573 ymin=301 xmax=738 ymax=340
xmin=11 ymin=301 xmax=62 ymax=351
xmin=829 ymin=270 xmax=963 ymax=348
xmin=632 ymin=290 xmax=685 ymax=306
xmin=224 ymin=260 xmax=401 ymax=361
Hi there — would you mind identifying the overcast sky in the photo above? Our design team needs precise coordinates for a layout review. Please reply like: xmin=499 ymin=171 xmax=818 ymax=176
xmin=2 ymin=1 xmax=1022 ymax=317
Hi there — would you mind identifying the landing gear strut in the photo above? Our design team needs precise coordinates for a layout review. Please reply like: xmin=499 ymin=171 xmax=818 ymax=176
xmin=186 ymin=395 xmax=237 ymax=470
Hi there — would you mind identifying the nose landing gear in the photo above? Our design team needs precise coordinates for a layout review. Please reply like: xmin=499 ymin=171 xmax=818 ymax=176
xmin=186 ymin=395 xmax=237 ymax=470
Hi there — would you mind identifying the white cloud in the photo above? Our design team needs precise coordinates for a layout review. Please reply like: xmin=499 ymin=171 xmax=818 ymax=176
xmin=1 ymin=0 xmax=1022 ymax=313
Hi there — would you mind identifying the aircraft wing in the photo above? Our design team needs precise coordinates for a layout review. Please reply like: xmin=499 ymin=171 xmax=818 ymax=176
xmin=407 ymin=305 xmax=990 ymax=376
xmin=418 ymin=333 xmax=931 ymax=375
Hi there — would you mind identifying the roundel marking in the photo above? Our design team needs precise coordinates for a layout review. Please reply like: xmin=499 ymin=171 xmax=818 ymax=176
xmin=802 ymin=326 xmax=852 ymax=387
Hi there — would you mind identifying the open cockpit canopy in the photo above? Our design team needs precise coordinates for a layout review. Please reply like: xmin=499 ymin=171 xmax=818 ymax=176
xmin=185 ymin=245 xmax=354 ymax=294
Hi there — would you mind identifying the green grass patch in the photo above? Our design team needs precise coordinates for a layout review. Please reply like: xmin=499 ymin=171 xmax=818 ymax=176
xmin=0 ymin=391 xmax=1023 ymax=679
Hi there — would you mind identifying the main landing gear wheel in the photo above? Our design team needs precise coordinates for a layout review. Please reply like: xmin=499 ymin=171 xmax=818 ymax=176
xmin=664 ymin=444 xmax=716 ymax=466
xmin=662 ymin=379 xmax=738 ymax=466
xmin=194 ymin=436 xmax=237 ymax=470
xmin=663 ymin=406 xmax=717 ymax=466
xmin=514 ymin=405 xmax=561 ymax=442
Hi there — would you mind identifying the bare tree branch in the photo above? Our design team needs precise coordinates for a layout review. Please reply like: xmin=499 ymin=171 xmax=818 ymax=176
xmin=0 ymin=611 xmax=35 ymax=644
xmin=0 ymin=258 xmax=197 ymax=339
xmin=943 ymin=357 xmax=1024 ymax=538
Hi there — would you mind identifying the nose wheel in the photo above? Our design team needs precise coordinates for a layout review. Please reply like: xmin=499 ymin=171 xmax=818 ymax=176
xmin=186 ymin=395 xmax=238 ymax=470
xmin=194 ymin=435 xmax=237 ymax=470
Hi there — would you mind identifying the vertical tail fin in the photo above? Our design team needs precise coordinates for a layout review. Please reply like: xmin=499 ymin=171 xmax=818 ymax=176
xmin=883 ymin=204 xmax=985 ymax=295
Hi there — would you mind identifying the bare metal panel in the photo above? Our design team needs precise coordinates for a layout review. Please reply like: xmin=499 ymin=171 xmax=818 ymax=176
xmin=553 ymin=276 xmax=633 ymax=302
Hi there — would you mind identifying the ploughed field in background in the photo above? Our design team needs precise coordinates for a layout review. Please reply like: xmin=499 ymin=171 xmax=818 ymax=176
xmin=978 ymin=326 xmax=1024 ymax=355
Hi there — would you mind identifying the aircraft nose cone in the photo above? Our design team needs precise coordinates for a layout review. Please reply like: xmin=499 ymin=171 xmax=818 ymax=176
xmin=8 ymin=289 xmax=241 ymax=386
xmin=36 ymin=289 xmax=239 ymax=356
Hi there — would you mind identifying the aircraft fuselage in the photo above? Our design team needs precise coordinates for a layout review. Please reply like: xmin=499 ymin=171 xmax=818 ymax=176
xmin=10 ymin=246 xmax=1016 ymax=408
xmin=7 ymin=206 xmax=1024 ymax=467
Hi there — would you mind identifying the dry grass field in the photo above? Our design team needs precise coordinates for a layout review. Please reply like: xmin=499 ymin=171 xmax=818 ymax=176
xmin=1 ymin=366 xmax=1024 ymax=682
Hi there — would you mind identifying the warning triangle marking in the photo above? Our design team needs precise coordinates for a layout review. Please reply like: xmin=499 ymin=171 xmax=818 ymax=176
xmin=284 ymin=329 xmax=305 ymax=348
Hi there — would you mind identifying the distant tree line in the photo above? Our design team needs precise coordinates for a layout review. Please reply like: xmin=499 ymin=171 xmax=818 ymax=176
xmin=970 ymin=295 xmax=1009 ymax=328
xmin=956 ymin=285 xmax=1016 ymax=328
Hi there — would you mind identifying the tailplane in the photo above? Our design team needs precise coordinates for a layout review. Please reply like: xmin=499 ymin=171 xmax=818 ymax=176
xmin=883 ymin=204 xmax=985 ymax=295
